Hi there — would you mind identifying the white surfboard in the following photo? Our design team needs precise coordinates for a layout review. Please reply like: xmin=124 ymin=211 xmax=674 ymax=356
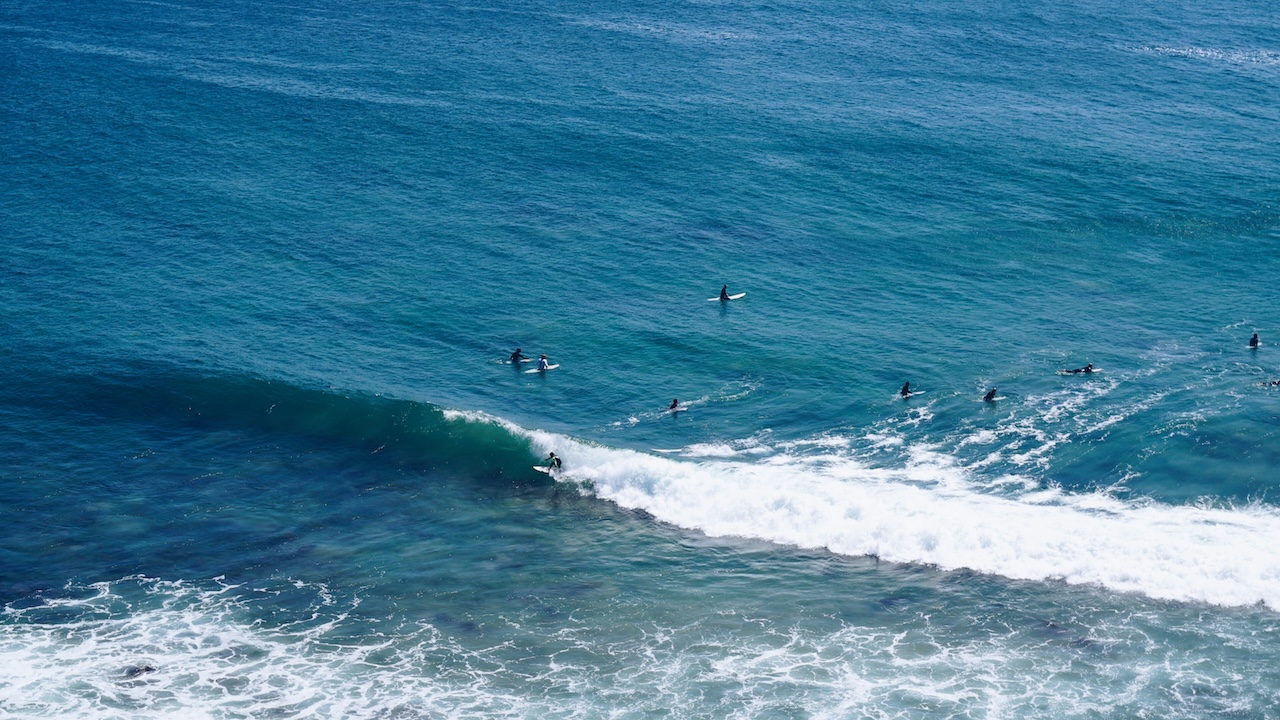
xmin=708 ymin=293 xmax=747 ymax=301
xmin=897 ymin=390 xmax=926 ymax=398
xmin=525 ymin=364 xmax=560 ymax=374
xmin=1057 ymin=369 xmax=1102 ymax=375
xmin=532 ymin=465 xmax=554 ymax=474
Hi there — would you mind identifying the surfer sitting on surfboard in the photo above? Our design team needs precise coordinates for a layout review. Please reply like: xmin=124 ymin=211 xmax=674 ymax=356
xmin=1064 ymin=363 xmax=1094 ymax=374
xmin=670 ymin=398 xmax=680 ymax=411
xmin=983 ymin=387 xmax=998 ymax=402
xmin=537 ymin=354 xmax=550 ymax=371
xmin=900 ymin=381 xmax=912 ymax=398
xmin=1250 ymin=333 xmax=1260 ymax=348
xmin=720 ymin=284 xmax=731 ymax=301
xmin=510 ymin=347 xmax=529 ymax=364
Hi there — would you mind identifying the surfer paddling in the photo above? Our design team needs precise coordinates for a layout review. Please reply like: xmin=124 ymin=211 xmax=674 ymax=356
xmin=1063 ymin=363 xmax=1094 ymax=375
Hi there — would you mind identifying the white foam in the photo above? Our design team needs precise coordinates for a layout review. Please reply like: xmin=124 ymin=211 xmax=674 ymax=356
xmin=448 ymin=411 xmax=1280 ymax=609
xmin=935 ymin=378 xmax=1172 ymax=471
xmin=0 ymin=578 xmax=542 ymax=719
xmin=6 ymin=575 xmax=1272 ymax=719
xmin=679 ymin=431 xmax=773 ymax=458
xmin=1135 ymin=45 xmax=1280 ymax=68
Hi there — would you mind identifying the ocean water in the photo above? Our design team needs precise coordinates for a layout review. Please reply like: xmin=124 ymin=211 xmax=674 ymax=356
xmin=3 ymin=0 xmax=1280 ymax=716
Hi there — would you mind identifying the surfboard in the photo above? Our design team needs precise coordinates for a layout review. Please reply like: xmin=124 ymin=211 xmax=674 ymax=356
xmin=898 ymin=390 xmax=925 ymax=398
xmin=979 ymin=396 xmax=1008 ymax=402
xmin=532 ymin=465 xmax=554 ymax=474
xmin=708 ymin=293 xmax=747 ymax=301
xmin=525 ymin=364 xmax=560 ymax=374
xmin=1057 ymin=369 xmax=1103 ymax=375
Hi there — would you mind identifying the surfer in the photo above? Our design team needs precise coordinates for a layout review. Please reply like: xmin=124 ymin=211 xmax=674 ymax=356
xmin=510 ymin=347 xmax=529 ymax=364
xmin=900 ymin=381 xmax=912 ymax=398
xmin=1250 ymin=333 xmax=1259 ymax=348
xmin=983 ymin=387 xmax=998 ymax=402
xmin=546 ymin=452 xmax=562 ymax=471
xmin=537 ymin=354 xmax=550 ymax=371
xmin=1064 ymin=363 xmax=1094 ymax=375
xmin=720 ymin=284 xmax=731 ymax=301
xmin=670 ymin=398 xmax=680 ymax=411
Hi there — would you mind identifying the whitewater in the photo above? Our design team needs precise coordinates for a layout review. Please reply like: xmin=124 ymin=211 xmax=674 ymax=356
xmin=458 ymin=409 xmax=1280 ymax=609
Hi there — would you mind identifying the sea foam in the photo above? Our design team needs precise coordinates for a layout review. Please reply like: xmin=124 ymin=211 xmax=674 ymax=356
xmin=449 ymin=410 xmax=1280 ymax=609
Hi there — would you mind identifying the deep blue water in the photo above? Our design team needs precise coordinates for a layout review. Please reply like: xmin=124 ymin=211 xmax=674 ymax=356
xmin=3 ymin=0 xmax=1280 ymax=716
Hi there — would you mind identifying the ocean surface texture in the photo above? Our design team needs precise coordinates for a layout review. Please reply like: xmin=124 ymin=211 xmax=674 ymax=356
xmin=3 ymin=0 xmax=1280 ymax=716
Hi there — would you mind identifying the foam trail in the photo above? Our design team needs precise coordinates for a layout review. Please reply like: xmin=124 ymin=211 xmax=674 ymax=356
xmin=448 ymin=411 xmax=1280 ymax=609
xmin=0 ymin=578 xmax=536 ymax=719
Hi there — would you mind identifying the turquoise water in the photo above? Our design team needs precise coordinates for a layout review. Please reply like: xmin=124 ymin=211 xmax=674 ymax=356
xmin=3 ymin=0 xmax=1280 ymax=716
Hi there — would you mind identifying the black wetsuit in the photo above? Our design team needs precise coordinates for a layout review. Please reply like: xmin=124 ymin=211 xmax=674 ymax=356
xmin=983 ymin=389 xmax=997 ymax=401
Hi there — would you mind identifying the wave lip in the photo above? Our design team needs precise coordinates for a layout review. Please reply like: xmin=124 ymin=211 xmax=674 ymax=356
xmin=457 ymin=413 xmax=1280 ymax=609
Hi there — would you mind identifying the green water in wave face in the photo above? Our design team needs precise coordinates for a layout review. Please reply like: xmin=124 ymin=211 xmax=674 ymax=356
xmin=2 ymin=0 xmax=1280 ymax=715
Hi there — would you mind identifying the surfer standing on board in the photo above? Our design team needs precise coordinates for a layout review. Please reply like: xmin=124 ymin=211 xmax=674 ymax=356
xmin=546 ymin=452 xmax=562 ymax=471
